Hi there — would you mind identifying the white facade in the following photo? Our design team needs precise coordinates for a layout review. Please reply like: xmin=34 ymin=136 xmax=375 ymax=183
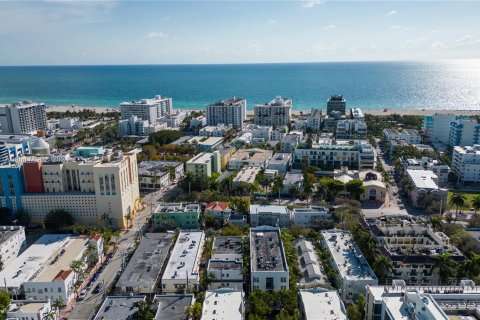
xmin=120 ymin=95 xmax=173 ymax=124
xmin=228 ymin=149 xmax=273 ymax=170
xmin=383 ymin=129 xmax=422 ymax=145
xmin=299 ymin=289 xmax=347 ymax=320
xmin=0 ymin=101 xmax=47 ymax=134
xmin=422 ymin=114 xmax=463 ymax=144
xmin=207 ymin=237 xmax=243 ymax=290
xmin=190 ymin=115 xmax=207 ymax=128
xmin=250 ymin=226 xmax=289 ymax=291
xmin=119 ymin=115 xmax=167 ymax=136
xmin=157 ymin=111 xmax=187 ymax=128
xmin=406 ymin=169 xmax=448 ymax=208
xmin=336 ymin=119 xmax=367 ymax=139
xmin=448 ymin=119 xmax=480 ymax=147
xmin=267 ymin=152 xmax=292 ymax=173
xmin=7 ymin=300 xmax=52 ymax=320
xmin=201 ymin=289 xmax=244 ymax=320
xmin=161 ymin=231 xmax=205 ymax=293
xmin=401 ymin=157 xmax=450 ymax=186
xmin=186 ymin=152 xmax=221 ymax=177
xmin=452 ymin=145 xmax=480 ymax=184
xmin=254 ymin=96 xmax=292 ymax=127
xmin=350 ymin=107 xmax=364 ymax=120
xmin=233 ymin=167 xmax=261 ymax=185
xmin=249 ymin=205 xmax=291 ymax=228
xmin=306 ymin=109 xmax=322 ymax=131
xmin=0 ymin=226 xmax=26 ymax=269
xmin=206 ymin=97 xmax=246 ymax=127
xmin=321 ymin=229 xmax=378 ymax=303
xmin=199 ymin=125 xmax=231 ymax=137
xmin=293 ymin=206 xmax=331 ymax=227
xmin=243 ymin=124 xmax=273 ymax=142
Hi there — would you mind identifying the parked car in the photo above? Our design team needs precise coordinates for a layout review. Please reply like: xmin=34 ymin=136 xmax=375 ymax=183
xmin=91 ymin=273 xmax=99 ymax=282
xmin=78 ymin=289 xmax=87 ymax=300
xmin=92 ymin=283 xmax=103 ymax=294
xmin=85 ymin=282 xmax=92 ymax=290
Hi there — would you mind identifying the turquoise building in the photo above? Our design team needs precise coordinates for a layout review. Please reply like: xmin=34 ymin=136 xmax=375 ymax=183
xmin=153 ymin=203 xmax=201 ymax=230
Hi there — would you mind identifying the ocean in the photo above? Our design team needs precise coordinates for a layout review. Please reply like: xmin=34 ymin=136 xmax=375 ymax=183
xmin=1 ymin=60 xmax=480 ymax=111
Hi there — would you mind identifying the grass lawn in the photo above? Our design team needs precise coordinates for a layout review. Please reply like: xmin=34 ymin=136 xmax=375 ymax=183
xmin=448 ymin=191 xmax=480 ymax=209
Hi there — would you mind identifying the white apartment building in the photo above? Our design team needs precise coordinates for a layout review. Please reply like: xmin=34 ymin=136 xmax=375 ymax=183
xmin=199 ymin=124 xmax=232 ymax=137
xmin=405 ymin=169 xmax=448 ymax=209
xmin=365 ymin=279 xmax=480 ymax=320
xmin=448 ymin=118 xmax=480 ymax=147
xmin=207 ymin=237 xmax=244 ymax=290
xmin=161 ymin=231 xmax=205 ymax=293
xmin=293 ymin=206 xmax=331 ymax=227
xmin=0 ymin=101 xmax=47 ymax=134
xmin=281 ymin=133 xmax=301 ymax=153
xmin=138 ymin=160 xmax=183 ymax=191
xmin=271 ymin=126 xmax=289 ymax=141
xmin=400 ymin=157 xmax=450 ymax=187
xmin=254 ymin=96 xmax=292 ymax=127
xmin=120 ymin=95 xmax=173 ymax=124
xmin=321 ymin=229 xmax=378 ymax=303
xmin=201 ymin=289 xmax=244 ymax=320
xmin=306 ymin=109 xmax=322 ymax=131
xmin=190 ymin=115 xmax=207 ymax=128
xmin=119 ymin=115 xmax=167 ymax=136
xmin=299 ymin=289 xmax=347 ymax=320
xmin=452 ymin=145 xmax=480 ymax=184
xmin=422 ymin=114 xmax=468 ymax=144
xmin=383 ymin=129 xmax=422 ymax=145
xmin=0 ymin=226 xmax=26 ymax=269
xmin=7 ymin=300 xmax=52 ymax=320
xmin=249 ymin=205 xmax=291 ymax=228
xmin=266 ymin=152 xmax=292 ymax=173
xmin=228 ymin=148 xmax=273 ymax=170
xmin=336 ymin=119 xmax=367 ymax=139
xmin=20 ymin=151 xmax=140 ymax=228
xmin=243 ymin=124 xmax=273 ymax=142
xmin=250 ymin=226 xmax=289 ymax=291
xmin=350 ymin=107 xmax=364 ymax=120
xmin=206 ymin=97 xmax=246 ymax=127
xmin=233 ymin=167 xmax=261 ymax=185
xmin=294 ymin=139 xmax=376 ymax=170
xmin=157 ymin=111 xmax=187 ymax=128
xmin=186 ymin=151 xmax=221 ymax=177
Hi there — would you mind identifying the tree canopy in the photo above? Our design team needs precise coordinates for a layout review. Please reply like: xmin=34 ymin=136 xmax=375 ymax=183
xmin=45 ymin=209 xmax=74 ymax=230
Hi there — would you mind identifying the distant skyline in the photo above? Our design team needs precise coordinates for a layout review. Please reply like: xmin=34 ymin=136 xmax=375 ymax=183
xmin=1 ymin=1 xmax=480 ymax=66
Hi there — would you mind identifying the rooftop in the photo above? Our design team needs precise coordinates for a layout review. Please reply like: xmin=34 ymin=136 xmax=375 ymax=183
xmin=299 ymin=289 xmax=347 ymax=320
xmin=138 ymin=161 xmax=182 ymax=176
xmin=0 ymin=234 xmax=73 ymax=288
xmin=233 ymin=167 xmax=261 ymax=184
xmin=0 ymin=226 xmax=24 ymax=246
xmin=250 ymin=205 xmax=289 ymax=216
xmin=7 ymin=300 xmax=50 ymax=315
xmin=120 ymin=95 xmax=170 ymax=106
xmin=162 ymin=231 xmax=204 ymax=281
xmin=208 ymin=97 xmax=245 ymax=106
xmin=293 ymin=206 xmax=329 ymax=214
xmin=321 ymin=229 xmax=377 ymax=281
xmin=202 ymin=289 xmax=243 ymax=320
xmin=155 ymin=203 xmax=201 ymax=214
xmin=407 ymin=169 xmax=440 ymax=190
xmin=454 ymin=145 xmax=480 ymax=155
xmin=283 ymin=172 xmax=304 ymax=185
xmin=229 ymin=148 xmax=273 ymax=163
xmin=116 ymin=233 xmax=174 ymax=290
xmin=187 ymin=152 xmax=215 ymax=164
xmin=93 ymin=296 xmax=146 ymax=320
xmin=268 ymin=152 xmax=292 ymax=165
xmin=295 ymin=239 xmax=326 ymax=284
xmin=185 ymin=136 xmax=224 ymax=147
xmin=250 ymin=226 xmax=288 ymax=272
xmin=208 ymin=260 xmax=242 ymax=271
xmin=212 ymin=236 xmax=243 ymax=256
xmin=154 ymin=294 xmax=194 ymax=320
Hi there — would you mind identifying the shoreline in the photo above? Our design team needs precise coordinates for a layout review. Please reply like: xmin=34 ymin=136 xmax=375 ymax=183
xmin=46 ymin=105 xmax=480 ymax=117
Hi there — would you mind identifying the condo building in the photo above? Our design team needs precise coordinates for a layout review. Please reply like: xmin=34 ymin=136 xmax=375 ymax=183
xmin=206 ymin=97 xmax=246 ymax=127
xmin=400 ymin=156 xmax=450 ymax=187
xmin=335 ymin=119 xmax=367 ymax=139
xmin=0 ymin=101 xmax=47 ymax=134
xmin=201 ymin=289 xmax=244 ymax=320
xmin=207 ymin=236 xmax=244 ymax=290
xmin=448 ymin=118 xmax=480 ymax=147
xmin=0 ymin=225 xmax=26 ymax=269
xmin=254 ymin=96 xmax=292 ymax=127
xmin=185 ymin=152 xmax=221 ymax=177
xmin=451 ymin=145 xmax=480 ymax=184
xmin=423 ymin=114 xmax=469 ymax=144
xmin=120 ymin=95 xmax=173 ymax=124
xmin=299 ymin=289 xmax=347 ymax=320
xmin=326 ymin=95 xmax=346 ymax=115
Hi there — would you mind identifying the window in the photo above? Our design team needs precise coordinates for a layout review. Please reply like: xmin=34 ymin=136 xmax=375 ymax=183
xmin=58 ymin=288 xmax=62 ymax=292
xmin=281 ymin=277 xmax=286 ymax=283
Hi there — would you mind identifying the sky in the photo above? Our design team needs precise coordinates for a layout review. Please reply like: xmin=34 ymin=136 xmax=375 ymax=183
xmin=0 ymin=0 xmax=479 ymax=65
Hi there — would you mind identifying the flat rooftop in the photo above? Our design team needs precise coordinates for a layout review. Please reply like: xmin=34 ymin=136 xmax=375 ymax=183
xmin=294 ymin=206 xmax=329 ymax=214
xmin=268 ymin=152 xmax=292 ymax=165
xmin=208 ymin=260 xmax=242 ymax=270
xmin=249 ymin=205 xmax=289 ymax=216
xmin=0 ymin=234 xmax=72 ymax=288
xmin=233 ymin=167 xmax=260 ymax=184
xmin=212 ymin=236 xmax=243 ymax=256
xmin=0 ymin=226 xmax=24 ymax=246
xmin=162 ymin=231 xmax=204 ymax=282
xmin=186 ymin=136 xmax=223 ymax=146
xmin=93 ymin=296 xmax=146 ymax=320
xmin=208 ymin=97 xmax=245 ymax=106
xmin=8 ymin=300 xmax=49 ymax=315
xmin=155 ymin=203 xmax=200 ymax=213
xmin=116 ymin=233 xmax=174 ymax=290
xmin=186 ymin=152 xmax=213 ymax=164
xmin=300 ymin=289 xmax=346 ymax=320
xmin=202 ymin=289 xmax=243 ymax=320
xmin=407 ymin=169 xmax=440 ymax=189
xmin=229 ymin=148 xmax=272 ymax=163
xmin=250 ymin=227 xmax=287 ymax=272
xmin=154 ymin=294 xmax=194 ymax=320
xmin=138 ymin=161 xmax=182 ymax=176
xmin=321 ymin=230 xmax=377 ymax=281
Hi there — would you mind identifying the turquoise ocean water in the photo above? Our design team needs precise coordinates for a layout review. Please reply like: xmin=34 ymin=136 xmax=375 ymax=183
xmin=1 ymin=60 xmax=480 ymax=110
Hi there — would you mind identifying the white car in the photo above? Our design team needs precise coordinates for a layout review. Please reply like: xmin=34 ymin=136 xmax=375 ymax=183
xmin=78 ymin=289 xmax=87 ymax=300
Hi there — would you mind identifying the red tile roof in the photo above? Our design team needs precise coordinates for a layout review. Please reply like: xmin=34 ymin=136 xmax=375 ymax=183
xmin=53 ymin=269 xmax=72 ymax=281
xmin=206 ymin=201 xmax=229 ymax=211
xmin=89 ymin=234 xmax=102 ymax=241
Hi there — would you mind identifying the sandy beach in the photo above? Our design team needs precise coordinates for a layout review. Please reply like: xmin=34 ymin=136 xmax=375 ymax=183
xmin=47 ymin=105 xmax=479 ymax=117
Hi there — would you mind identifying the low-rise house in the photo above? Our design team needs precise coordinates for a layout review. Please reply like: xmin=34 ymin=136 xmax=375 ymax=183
xmin=201 ymin=289 xmax=244 ymax=320
xmin=334 ymin=168 xmax=387 ymax=203
xmin=299 ymin=289 xmax=347 ymax=320
xmin=190 ymin=115 xmax=207 ymax=128
xmin=94 ymin=296 xmax=146 ymax=320
xmin=293 ymin=206 xmax=331 ymax=227
xmin=321 ymin=229 xmax=378 ymax=303
xmin=0 ymin=225 xmax=26 ymax=269
xmin=184 ymin=136 xmax=224 ymax=152
xmin=7 ymin=300 xmax=52 ymax=320
xmin=205 ymin=202 xmax=232 ymax=224
xmin=267 ymin=152 xmax=293 ymax=173
xmin=400 ymin=157 xmax=450 ymax=187
xmin=138 ymin=161 xmax=184 ymax=191
xmin=405 ymin=169 xmax=448 ymax=210
xmin=250 ymin=226 xmax=289 ymax=291
xmin=281 ymin=133 xmax=301 ymax=152
xmin=161 ymin=231 xmax=205 ymax=293
xmin=282 ymin=172 xmax=304 ymax=194
xmin=295 ymin=239 xmax=330 ymax=288
xmin=186 ymin=152 xmax=221 ymax=177
xmin=154 ymin=294 xmax=195 ymax=320
xmin=153 ymin=203 xmax=201 ymax=230
xmin=199 ymin=125 xmax=232 ymax=137
xmin=228 ymin=148 xmax=273 ymax=170
xmin=249 ymin=205 xmax=291 ymax=227
xmin=116 ymin=233 xmax=175 ymax=294
xmin=207 ymin=236 xmax=244 ymax=290
xmin=232 ymin=167 xmax=261 ymax=185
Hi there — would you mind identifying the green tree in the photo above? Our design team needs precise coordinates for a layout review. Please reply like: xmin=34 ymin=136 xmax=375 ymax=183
xmin=272 ymin=174 xmax=284 ymax=204
xmin=148 ymin=130 xmax=183 ymax=145
xmin=187 ymin=302 xmax=203 ymax=320
xmin=372 ymin=255 xmax=392 ymax=283
xmin=289 ymin=185 xmax=300 ymax=200
xmin=42 ymin=310 xmax=57 ymax=320
xmin=345 ymin=179 xmax=366 ymax=200
xmin=44 ymin=209 xmax=74 ymax=230
xmin=69 ymin=259 xmax=85 ymax=287
xmin=346 ymin=294 xmax=366 ymax=320
xmin=472 ymin=195 xmax=480 ymax=215
xmin=327 ymin=179 xmax=345 ymax=200
xmin=256 ymin=169 xmax=272 ymax=194
xmin=449 ymin=192 xmax=467 ymax=218
xmin=14 ymin=209 xmax=31 ymax=227
xmin=435 ymin=252 xmax=457 ymax=284
xmin=0 ymin=291 xmax=11 ymax=319
xmin=302 ymin=182 xmax=314 ymax=205
xmin=132 ymin=300 xmax=155 ymax=320
xmin=51 ymin=299 xmax=64 ymax=319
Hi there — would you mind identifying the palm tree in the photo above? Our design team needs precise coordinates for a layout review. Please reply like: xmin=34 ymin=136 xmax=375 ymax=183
xmin=289 ymin=185 xmax=300 ymax=200
xmin=100 ymin=212 xmax=112 ymax=227
xmin=272 ymin=174 xmax=284 ymax=205
xmin=303 ymin=183 xmax=314 ymax=205
xmin=70 ymin=259 xmax=84 ymax=288
xmin=51 ymin=299 xmax=63 ymax=319
xmin=220 ymin=176 xmax=234 ymax=196
xmin=42 ymin=309 xmax=57 ymax=320
xmin=372 ymin=255 xmax=392 ymax=283
xmin=449 ymin=192 xmax=467 ymax=221
xmin=435 ymin=252 xmax=457 ymax=284
xmin=429 ymin=215 xmax=443 ymax=231
xmin=472 ymin=196 xmax=480 ymax=215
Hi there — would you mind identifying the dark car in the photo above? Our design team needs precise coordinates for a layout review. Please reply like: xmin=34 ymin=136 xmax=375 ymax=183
xmin=92 ymin=283 xmax=103 ymax=294
xmin=91 ymin=273 xmax=99 ymax=282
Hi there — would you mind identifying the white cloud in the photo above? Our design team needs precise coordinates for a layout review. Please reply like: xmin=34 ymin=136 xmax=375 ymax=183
xmin=145 ymin=31 xmax=168 ymax=39
xmin=391 ymin=25 xmax=413 ymax=31
xmin=386 ymin=10 xmax=397 ymax=16
xmin=403 ymin=37 xmax=427 ymax=43
xmin=301 ymin=0 xmax=323 ymax=8
xmin=268 ymin=19 xmax=276 ymax=24
xmin=432 ymin=41 xmax=447 ymax=49
xmin=454 ymin=34 xmax=477 ymax=46
xmin=322 ymin=24 xmax=337 ymax=30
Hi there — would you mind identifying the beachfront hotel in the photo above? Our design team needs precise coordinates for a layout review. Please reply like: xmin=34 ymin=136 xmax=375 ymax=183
xmin=120 ymin=95 xmax=173 ymax=124
xmin=254 ymin=96 xmax=292 ymax=127
xmin=205 ymin=97 xmax=246 ymax=127
xmin=326 ymin=95 xmax=346 ymax=115
xmin=0 ymin=101 xmax=47 ymax=134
